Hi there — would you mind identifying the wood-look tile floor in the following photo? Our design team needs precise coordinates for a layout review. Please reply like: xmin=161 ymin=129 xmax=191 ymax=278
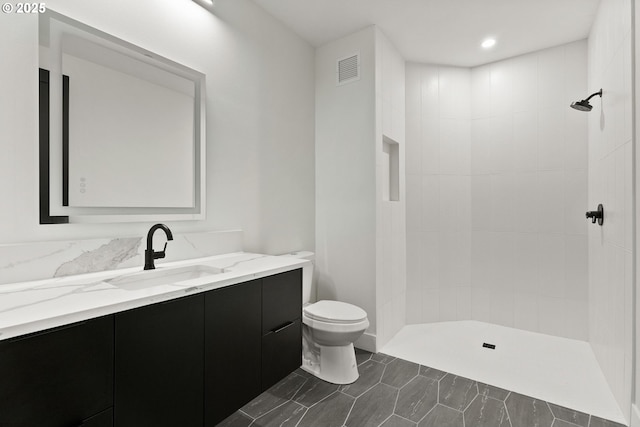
xmin=217 ymin=350 xmax=626 ymax=427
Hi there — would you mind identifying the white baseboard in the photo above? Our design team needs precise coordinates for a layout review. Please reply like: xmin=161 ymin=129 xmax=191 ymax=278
xmin=355 ymin=332 xmax=376 ymax=353
xmin=631 ymin=403 xmax=640 ymax=427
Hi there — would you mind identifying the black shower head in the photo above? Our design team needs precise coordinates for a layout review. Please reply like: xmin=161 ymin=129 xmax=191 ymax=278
xmin=570 ymin=99 xmax=593 ymax=111
xmin=570 ymin=89 xmax=602 ymax=112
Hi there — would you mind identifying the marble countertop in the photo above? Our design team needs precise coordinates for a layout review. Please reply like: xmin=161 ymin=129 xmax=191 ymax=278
xmin=0 ymin=252 xmax=310 ymax=341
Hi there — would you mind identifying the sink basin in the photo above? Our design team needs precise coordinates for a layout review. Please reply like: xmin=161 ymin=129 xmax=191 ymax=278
xmin=107 ymin=265 xmax=223 ymax=290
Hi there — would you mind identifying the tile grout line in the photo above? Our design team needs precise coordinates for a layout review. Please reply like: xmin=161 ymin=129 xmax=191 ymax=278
xmin=341 ymin=390 xmax=358 ymax=427
xmin=292 ymin=406 xmax=309 ymax=427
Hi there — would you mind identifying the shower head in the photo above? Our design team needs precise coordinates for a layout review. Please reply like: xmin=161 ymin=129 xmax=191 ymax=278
xmin=570 ymin=89 xmax=602 ymax=112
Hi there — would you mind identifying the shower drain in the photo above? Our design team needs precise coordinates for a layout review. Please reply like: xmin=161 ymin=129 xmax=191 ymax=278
xmin=482 ymin=342 xmax=496 ymax=350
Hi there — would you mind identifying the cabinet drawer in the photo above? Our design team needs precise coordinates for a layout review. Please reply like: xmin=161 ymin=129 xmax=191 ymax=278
xmin=262 ymin=269 xmax=302 ymax=334
xmin=0 ymin=316 xmax=114 ymax=427
xmin=261 ymin=318 xmax=302 ymax=391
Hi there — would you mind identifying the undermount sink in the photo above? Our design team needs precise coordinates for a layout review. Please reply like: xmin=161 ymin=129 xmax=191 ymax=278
xmin=106 ymin=265 xmax=223 ymax=290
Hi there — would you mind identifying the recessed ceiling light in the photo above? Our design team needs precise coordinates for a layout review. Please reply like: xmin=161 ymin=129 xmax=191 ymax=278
xmin=481 ymin=38 xmax=496 ymax=49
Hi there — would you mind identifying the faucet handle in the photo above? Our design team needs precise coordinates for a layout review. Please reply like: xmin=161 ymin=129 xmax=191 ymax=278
xmin=154 ymin=242 xmax=168 ymax=260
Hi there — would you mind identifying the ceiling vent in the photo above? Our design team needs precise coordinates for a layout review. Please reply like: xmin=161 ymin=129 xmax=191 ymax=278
xmin=336 ymin=53 xmax=360 ymax=86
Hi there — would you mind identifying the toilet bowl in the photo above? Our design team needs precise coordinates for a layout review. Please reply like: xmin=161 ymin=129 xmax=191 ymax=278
xmin=281 ymin=251 xmax=369 ymax=385
xmin=302 ymin=300 xmax=369 ymax=384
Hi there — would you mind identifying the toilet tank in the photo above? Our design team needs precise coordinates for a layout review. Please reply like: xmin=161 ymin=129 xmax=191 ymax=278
xmin=280 ymin=251 xmax=316 ymax=305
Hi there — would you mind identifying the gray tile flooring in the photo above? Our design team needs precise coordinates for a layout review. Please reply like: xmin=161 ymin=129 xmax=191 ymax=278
xmin=217 ymin=350 xmax=626 ymax=427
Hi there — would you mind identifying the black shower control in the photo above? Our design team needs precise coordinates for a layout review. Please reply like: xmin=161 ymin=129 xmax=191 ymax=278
xmin=585 ymin=204 xmax=604 ymax=226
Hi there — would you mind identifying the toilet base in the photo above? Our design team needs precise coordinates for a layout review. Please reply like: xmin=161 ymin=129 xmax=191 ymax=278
xmin=302 ymin=340 xmax=359 ymax=385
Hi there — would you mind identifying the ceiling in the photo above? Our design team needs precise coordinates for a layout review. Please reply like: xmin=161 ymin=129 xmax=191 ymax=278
xmin=251 ymin=0 xmax=601 ymax=67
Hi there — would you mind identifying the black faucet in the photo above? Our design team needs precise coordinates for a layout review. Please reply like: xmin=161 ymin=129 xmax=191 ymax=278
xmin=144 ymin=224 xmax=174 ymax=270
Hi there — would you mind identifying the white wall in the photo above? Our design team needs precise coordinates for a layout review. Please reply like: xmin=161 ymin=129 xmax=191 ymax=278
xmin=0 ymin=0 xmax=314 ymax=256
xmin=406 ymin=40 xmax=590 ymax=341
xmin=634 ymin=0 xmax=640 ymax=423
xmin=315 ymin=26 xmax=406 ymax=351
xmin=315 ymin=27 xmax=378 ymax=343
xmin=588 ymin=0 xmax=634 ymax=421
xmin=405 ymin=64 xmax=472 ymax=324
xmin=375 ymin=29 xmax=406 ymax=348
xmin=470 ymin=41 xmax=589 ymax=340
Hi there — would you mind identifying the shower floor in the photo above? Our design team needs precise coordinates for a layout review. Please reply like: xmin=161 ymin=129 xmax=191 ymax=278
xmin=380 ymin=321 xmax=626 ymax=425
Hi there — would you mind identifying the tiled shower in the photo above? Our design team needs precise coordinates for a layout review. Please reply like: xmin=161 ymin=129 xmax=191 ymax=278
xmin=406 ymin=40 xmax=589 ymax=340
xmin=405 ymin=0 xmax=633 ymax=422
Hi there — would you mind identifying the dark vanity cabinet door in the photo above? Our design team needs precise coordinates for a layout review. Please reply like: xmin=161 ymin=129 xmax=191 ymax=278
xmin=0 ymin=316 xmax=114 ymax=427
xmin=81 ymin=408 xmax=114 ymax=427
xmin=261 ymin=269 xmax=302 ymax=391
xmin=114 ymin=294 xmax=204 ymax=427
xmin=204 ymin=279 xmax=262 ymax=426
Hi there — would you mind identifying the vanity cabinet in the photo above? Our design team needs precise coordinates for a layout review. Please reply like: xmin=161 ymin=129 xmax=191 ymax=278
xmin=205 ymin=269 xmax=302 ymax=426
xmin=114 ymin=294 xmax=204 ymax=427
xmin=0 ymin=267 xmax=302 ymax=427
xmin=0 ymin=316 xmax=114 ymax=427
xmin=205 ymin=279 xmax=262 ymax=426
xmin=261 ymin=269 xmax=303 ymax=391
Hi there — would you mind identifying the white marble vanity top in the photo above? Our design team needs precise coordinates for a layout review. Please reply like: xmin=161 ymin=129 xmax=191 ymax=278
xmin=0 ymin=252 xmax=310 ymax=341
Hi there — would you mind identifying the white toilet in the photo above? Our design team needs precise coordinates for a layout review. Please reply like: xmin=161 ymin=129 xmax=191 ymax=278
xmin=283 ymin=252 xmax=369 ymax=385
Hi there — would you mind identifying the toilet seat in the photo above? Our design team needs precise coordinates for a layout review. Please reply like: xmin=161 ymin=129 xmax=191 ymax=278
xmin=303 ymin=300 xmax=367 ymax=324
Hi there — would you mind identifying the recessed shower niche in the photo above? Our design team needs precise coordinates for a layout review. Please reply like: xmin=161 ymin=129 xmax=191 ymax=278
xmin=382 ymin=135 xmax=399 ymax=202
xmin=38 ymin=10 xmax=206 ymax=224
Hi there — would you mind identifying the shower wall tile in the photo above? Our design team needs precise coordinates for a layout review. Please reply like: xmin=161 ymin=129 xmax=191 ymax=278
xmin=375 ymin=29 xmax=406 ymax=349
xmin=422 ymin=175 xmax=440 ymax=231
xmin=470 ymin=118 xmax=492 ymax=174
xmin=564 ymin=169 xmax=588 ymax=236
xmin=537 ymin=170 xmax=566 ymax=234
xmin=490 ymin=290 xmax=515 ymax=328
xmin=623 ymin=142 xmax=632 ymax=251
xmin=490 ymin=174 xmax=516 ymax=231
xmin=565 ymin=235 xmax=588 ymax=301
xmin=405 ymin=63 xmax=471 ymax=327
xmin=512 ymin=172 xmax=540 ymax=233
xmin=489 ymin=115 xmax=515 ymax=173
xmin=440 ymin=67 xmax=471 ymax=119
xmin=564 ymin=300 xmax=589 ymax=341
xmin=470 ymin=231 xmax=493 ymax=289
xmin=565 ymin=110 xmax=588 ymax=170
xmin=406 ymin=289 xmax=421 ymax=324
xmin=513 ymin=112 xmax=539 ymax=172
xmin=587 ymin=0 xmax=632 ymax=418
xmin=421 ymin=232 xmax=440 ymax=290
xmin=538 ymin=107 xmax=566 ymax=171
xmin=471 ymin=288 xmax=493 ymax=323
xmin=406 ymin=174 xmax=421 ymax=231
xmin=438 ymin=231 xmax=470 ymax=288
xmin=422 ymin=288 xmax=440 ymax=323
xmin=538 ymin=296 xmax=567 ymax=337
xmin=490 ymin=63 xmax=514 ymax=116
xmin=471 ymin=66 xmax=491 ymax=119
xmin=439 ymin=118 xmax=470 ymax=175
xmin=538 ymin=234 xmax=566 ymax=299
xmin=406 ymin=41 xmax=588 ymax=342
xmin=491 ymin=232 xmax=516 ymax=294
xmin=513 ymin=292 xmax=539 ymax=332
xmin=438 ymin=288 xmax=458 ymax=321
xmin=421 ymin=117 xmax=440 ymax=174
xmin=538 ymin=45 xmax=567 ymax=110
xmin=513 ymin=233 xmax=540 ymax=294
xmin=471 ymin=175 xmax=491 ymax=231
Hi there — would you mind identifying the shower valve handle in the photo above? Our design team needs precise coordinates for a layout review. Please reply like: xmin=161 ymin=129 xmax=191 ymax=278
xmin=585 ymin=204 xmax=604 ymax=226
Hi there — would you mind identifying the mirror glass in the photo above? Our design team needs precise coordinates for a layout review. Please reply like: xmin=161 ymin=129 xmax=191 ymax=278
xmin=38 ymin=10 xmax=206 ymax=223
